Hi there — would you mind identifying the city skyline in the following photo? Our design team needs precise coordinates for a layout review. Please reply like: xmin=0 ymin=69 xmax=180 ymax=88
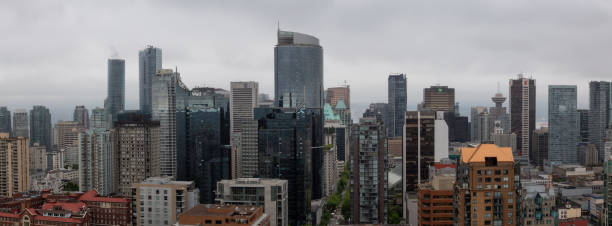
xmin=2 ymin=1 xmax=609 ymax=123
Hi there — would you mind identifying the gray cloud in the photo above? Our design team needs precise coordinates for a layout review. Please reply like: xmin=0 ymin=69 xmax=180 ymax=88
xmin=1 ymin=0 xmax=611 ymax=123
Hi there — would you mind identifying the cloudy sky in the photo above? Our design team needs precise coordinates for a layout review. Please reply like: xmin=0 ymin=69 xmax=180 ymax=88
xmin=1 ymin=0 xmax=611 ymax=124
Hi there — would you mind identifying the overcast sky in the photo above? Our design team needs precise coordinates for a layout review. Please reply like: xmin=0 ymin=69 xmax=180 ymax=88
xmin=1 ymin=0 xmax=611 ymax=124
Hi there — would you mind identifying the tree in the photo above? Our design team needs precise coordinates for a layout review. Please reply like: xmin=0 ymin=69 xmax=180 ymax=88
xmin=341 ymin=187 xmax=350 ymax=221
xmin=63 ymin=181 xmax=79 ymax=192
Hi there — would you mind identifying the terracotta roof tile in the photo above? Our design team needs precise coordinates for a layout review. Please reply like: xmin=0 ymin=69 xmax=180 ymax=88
xmin=461 ymin=144 xmax=513 ymax=163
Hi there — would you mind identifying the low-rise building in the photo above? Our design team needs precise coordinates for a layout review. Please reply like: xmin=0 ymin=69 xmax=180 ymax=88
xmin=520 ymin=183 xmax=555 ymax=225
xmin=418 ymin=172 xmax=454 ymax=225
xmin=175 ymin=204 xmax=270 ymax=226
xmin=131 ymin=177 xmax=199 ymax=226
xmin=558 ymin=204 xmax=581 ymax=220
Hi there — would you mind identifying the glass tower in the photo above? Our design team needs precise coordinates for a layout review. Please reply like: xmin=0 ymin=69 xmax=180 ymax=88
xmin=388 ymin=74 xmax=407 ymax=138
xmin=139 ymin=46 xmax=162 ymax=114
xmin=106 ymin=59 xmax=125 ymax=128
xmin=30 ymin=105 xmax=52 ymax=149
xmin=589 ymin=81 xmax=611 ymax=161
xmin=548 ymin=85 xmax=578 ymax=163
xmin=0 ymin=107 xmax=11 ymax=136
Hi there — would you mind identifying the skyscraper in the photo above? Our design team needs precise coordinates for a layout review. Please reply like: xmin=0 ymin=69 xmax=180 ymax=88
xmin=73 ymin=105 xmax=89 ymax=129
xmin=12 ymin=109 xmax=28 ymax=138
xmin=548 ymin=85 xmax=578 ymax=164
xmin=470 ymin=106 xmax=488 ymax=142
xmin=29 ymin=106 xmax=52 ymax=149
xmin=509 ymin=74 xmax=536 ymax=163
xmin=54 ymin=121 xmax=82 ymax=166
xmin=0 ymin=133 xmax=29 ymax=197
xmin=388 ymin=74 xmax=407 ymax=138
xmin=78 ymin=128 xmax=113 ymax=195
xmin=577 ymin=109 xmax=589 ymax=143
xmin=0 ymin=107 xmax=11 ymax=136
xmin=589 ymin=81 xmax=611 ymax=161
xmin=489 ymin=91 xmax=510 ymax=135
xmin=229 ymin=81 xmax=259 ymax=179
xmin=106 ymin=58 xmax=125 ymax=127
xmin=423 ymin=85 xmax=455 ymax=112
xmin=532 ymin=127 xmax=548 ymax=167
xmin=151 ymin=69 xmax=189 ymax=178
xmin=274 ymin=30 xmax=323 ymax=109
xmin=404 ymin=111 xmax=436 ymax=193
xmin=139 ymin=46 xmax=162 ymax=114
xmin=326 ymin=86 xmax=350 ymax=108
xmin=90 ymin=107 xmax=106 ymax=130
xmin=350 ymin=117 xmax=387 ymax=224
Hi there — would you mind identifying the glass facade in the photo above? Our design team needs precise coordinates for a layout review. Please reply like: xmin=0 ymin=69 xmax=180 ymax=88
xmin=589 ymin=81 xmax=611 ymax=161
xmin=30 ymin=105 xmax=52 ymax=149
xmin=12 ymin=110 xmax=28 ymax=138
xmin=548 ymin=85 xmax=578 ymax=163
xmin=0 ymin=107 xmax=10 ymax=136
xmin=107 ymin=59 xmax=125 ymax=128
xmin=388 ymin=74 xmax=407 ymax=138
xmin=139 ymin=46 xmax=162 ymax=114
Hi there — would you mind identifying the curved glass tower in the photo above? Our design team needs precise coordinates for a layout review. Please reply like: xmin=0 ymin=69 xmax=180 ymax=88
xmin=274 ymin=30 xmax=323 ymax=109
xmin=107 ymin=59 xmax=125 ymax=128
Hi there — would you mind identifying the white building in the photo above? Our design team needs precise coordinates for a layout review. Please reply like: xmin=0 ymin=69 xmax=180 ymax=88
xmin=230 ymin=81 xmax=259 ymax=179
xmin=434 ymin=111 xmax=449 ymax=162
xmin=132 ymin=177 xmax=199 ymax=226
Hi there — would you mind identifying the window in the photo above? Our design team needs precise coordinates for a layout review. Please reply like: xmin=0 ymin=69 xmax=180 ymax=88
xmin=494 ymin=170 xmax=501 ymax=175
xmin=216 ymin=220 xmax=222 ymax=224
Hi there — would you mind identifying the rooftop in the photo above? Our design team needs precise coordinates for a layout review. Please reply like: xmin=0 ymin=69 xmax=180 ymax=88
xmin=460 ymin=143 xmax=513 ymax=163
xmin=180 ymin=204 xmax=261 ymax=217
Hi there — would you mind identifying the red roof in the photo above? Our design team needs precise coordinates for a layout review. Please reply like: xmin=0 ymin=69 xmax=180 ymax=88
xmin=0 ymin=212 xmax=19 ymax=218
xmin=78 ymin=190 xmax=129 ymax=203
xmin=42 ymin=202 xmax=86 ymax=213
xmin=33 ymin=215 xmax=84 ymax=223
xmin=434 ymin=163 xmax=456 ymax=169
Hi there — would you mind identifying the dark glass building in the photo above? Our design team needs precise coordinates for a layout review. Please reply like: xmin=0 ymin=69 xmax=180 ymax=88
xmin=30 ymin=105 xmax=52 ymax=149
xmin=532 ymin=127 xmax=549 ymax=166
xmin=139 ymin=46 xmax=162 ymax=114
xmin=509 ymin=74 xmax=536 ymax=163
xmin=388 ymin=74 xmax=407 ymax=138
xmin=0 ymin=107 xmax=11 ymax=136
xmin=404 ymin=111 xmax=436 ymax=192
xmin=336 ymin=127 xmax=346 ymax=161
xmin=589 ymin=81 xmax=611 ymax=161
xmin=443 ymin=112 xmax=469 ymax=142
xmin=106 ymin=58 xmax=125 ymax=128
xmin=548 ymin=85 xmax=578 ymax=164
xmin=578 ymin=109 xmax=589 ymax=143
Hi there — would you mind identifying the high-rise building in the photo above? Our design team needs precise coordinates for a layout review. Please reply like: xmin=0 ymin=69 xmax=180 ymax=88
xmin=131 ymin=177 xmax=199 ymax=226
xmin=0 ymin=133 xmax=29 ymax=197
xmin=532 ymin=128 xmax=549 ymax=166
xmin=78 ymin=128 xmax=114 ymax=195
xmin=492 ymin=133 xmax=518 ymax=154
xmin=326 ymin=86 xmax=350 ymax=109
xmin=274 ymin=30 xmax=323 ymax=109
xmin=350 ymin=117 xmax=387 ymax=224
xmin=12 ymin=109 xmax=28 ymax=138
xmin=106 ymin=58 xmax=125 ymax=128
xmin=152 ymin=69 xmax=189 ymax=178
xmin=363 ymin=102 xmax=388 ymax=122
xmin=605 ymin=157 xmax=612 ymax=225
xmin=139 ymin=46 xmax=162 ymax=114
xmin=216 ymin=178 xmax=289 ymax=226
xmin=0 ymin=107 xmax=11 ymax=136
xmin=29 ymin=106 xmax=52 ymax=149
xmin=470 ymin=106 xmax=488 ymax=142
xmin=404 ymin=111 xmax=436 ymax=193
xmin=589 ymin=81 xmax=611 ymax=161
xmin=509 ymin=74 xmax=536 ymax=163
xmin=578 ymin=143 xmax=599 ymax=167
xmin=577 ymin=109 xmax=589 ymax=143
xmin=29 ymin=142 xmax=47 ymax=173
xmin=90 ymin=107 xmax=106 ymax=130
xmin=53 ymin=121 xmax=82 ymax=166
xmin=229 ymin=81 xmax=259 ymax=179
xmin=256 ymin=107 xmax=315 ymax=226
xmin=548 ymin=85 xmax=578 ymax=164
xmin=423 ymin=85 xmax=455 ymax=112
xmin=443 ymin=112 xmax=470 ymax=143
xmin=455 ymin=144 xmax=518 ymax=225
xmin=387 ymin=74 xmax=407 ymax=138
xmin=112 ymin=111 xmax=160 ymax=196
xmin=73 ymin=105 xmax=89 ymax=129
xmin=489 ymin=91 xmax=510 ymax=135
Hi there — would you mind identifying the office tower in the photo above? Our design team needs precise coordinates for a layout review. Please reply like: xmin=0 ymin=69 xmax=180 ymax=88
xmin=578 ymin=109 xmax=589 ymax=142
xmin=404 ymin=111 xmax=436 ymax=193
xmin=423 ymin=85 xmax=455 ymax=112
xmin=605 ymin=157 xmax=612 ymax=226
xmin=578 ymin=143 xmax=599 ymax=167
xmin=455 ymin=144 xmax=518 ymax=225
xmin=112 ymin=111 xmax=160 ymax=196
xmin=176 ymin=204 xmax=270 ymax=226
xmin=417 ymin=166 xmax=455 ymax=225
xmin=176 ymin=106 xmax=231 ymax=203
xmin=492 ymin=133 xmax=518 ymax=154
xmin=387 ymin=74 xmax=407 ymax=138
xmin=470 ymin=106 xmax=488 ymax=142
xmin=509 ymin=74 xmax=536 ymax=163
xmin=229 ymin=81 xmax=259 ymax=179
xmin=78 ymin=129 xmax=113 ymax=195
xmin=0 ymin=133 xmax=29 ymax=197
xmin=532 ymin=128 xmax=548 ymax=166
xmin=54 ymin=121 xmax=82 ymax=166
xmin=90 ymin=107 xmax=106 ymax=130
xmin=12 ymin=109 xmax=28 ymax=138
xmin=216 ymin=178 xmax=289 ymax=226
xmin=443 ymin=112 xmax=469 ymax=142
xmin=489 ymin=91 xmax=510 ymax=135
xmin=131 ymin=177 xmax=199 ymax=226
xmin=548 ymin=85 xmax=578 ymax=164
xmin=350 ymin=117 xmax=387 ymax=224
xmin=139 ymin=46 xmax=162 ymax=114
xmin=363 ymin=102 xmax=389 ymax=122
xmin=590 ymin=81 xmax=611 ymax=161
xmin=73 ymin=105 xmax=90 ymax=129
xmin=152 ymin=69 xmax=189 ymax=178
xmin=256 ymin=107 xmax=314 ymax=226
xmin=29 ymin=142 xmax=47 ymax=173
xmin=0 ymin=107 xmax=11 ymax=136
xmin=29 ymin=105 xmax=52 ymax=149
xmin=106 ymin=58 xmax=125 ymax=128
xmin=434 ymin=112 xmax=449 ymax=162
xmin=520 ymin=183 xmax=555 ymax=225
xmin=274 ymin=30 xmax=323 ymax=109
xmin=326 ymin=86 xmax=350 ymax=108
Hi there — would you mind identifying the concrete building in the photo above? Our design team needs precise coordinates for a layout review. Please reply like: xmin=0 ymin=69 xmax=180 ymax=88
xmin=455 ymin=144 xmax=518 ymax=225
xmin=78 ymin=129 xmax=114 ymax=195
xmin=520 ymin=184 xmax=556 ymax=225
xmin=589 ymin=81 xmax=611 ymax=161
xmin=53 ymin=120 xmax=81 ymax=152
xmin=0 ymin=133 xmax=29 ymax=197
xmin=139 ymin=45 xmax=162 ymax=114
xmin=175 ymin=204 xmax=270 ymax=226
xmin=578 ymin=143 xmax=599 ymax=167
xmin=326 ymin=86 xmax=350 ymax=109
xmin=423 ymin=85 xmax=455 ymax=112
xmin=434 ymin=112 xmax=449 ymax=162
xmin=112 ymin=111 xmax=161 ymax=197
xmin=387 ymin=74 xmax=407 ymax=138
xmin=29 ymin=105 xmax=52 ymax=149
xmin=12 ymin=109 xmax=28 ymax=138
xmin=489 ymin=91 xmax=510 ymax=135
xmin=548 ymin=85 xmax=578 ymax=164
xmin=106 ymin=58 xmax=125 ymax=128
xmin=230 ymin=81 xmax=259 ymax=179
xmin=350 ymin=117 xmax=387 ymax=224
xmin=604 ymin=157 xmax=612 ymax=225
xmin=470 ymin=106 xmax=489 ymax=142
xmin=47 ymin=150 xmax=64 ymax=171
xmin=509 ymin=74 xmax=536 ymax=163
xmin=131 ymin=177 xmax=199 ymax=226
xmin=0 ymin=107 xmax=10 ymax=136
xmin=73 ymin=105 xmax=89 ymax=129
xmin=532 ymin=127 xmax=549 ymax=167
xmin=90 ymin=107 xmax=106 ymax=130
xmin=492 ymin=133 xmax=518 ymax=154
xmin=29 ymin=142 xmax=47 ymax=173
xmin=417 ymin=167 xmax=455 ymax=225
xmin=216 ymin=178 xmax=288 ymax=226
xmin=322 ymin=126 xmax=338 ymax=197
